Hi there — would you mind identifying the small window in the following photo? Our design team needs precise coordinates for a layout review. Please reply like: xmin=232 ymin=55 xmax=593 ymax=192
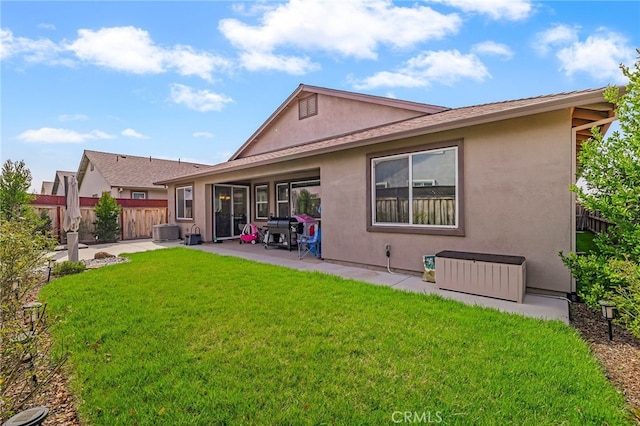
xmin=176 ymin=185 xmax=193 ymax=220
xmin=298 ymin=94 xmax=318 ymax=120
xmin=255 ymin=184 xmax=269 ymax=219
xmin=276 ymin=183 xmax=289 ymax=217
xmin=132 ymin=192 xmax=146 ymax=199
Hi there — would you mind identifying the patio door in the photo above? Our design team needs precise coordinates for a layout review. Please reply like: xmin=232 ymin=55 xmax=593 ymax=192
xmin=213 ymin=185 xmax=249 ymax=240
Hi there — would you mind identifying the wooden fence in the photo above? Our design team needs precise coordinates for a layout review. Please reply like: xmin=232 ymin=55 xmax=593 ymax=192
xmin=31 ymin=195 xmax=168 ymax=244
xmin=376 ymin=197 xmax=456 ymax=225
xmin=576 ymin=204 xmax=613 ymax=234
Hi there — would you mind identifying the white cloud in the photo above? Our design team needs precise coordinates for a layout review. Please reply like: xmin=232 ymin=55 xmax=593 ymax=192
xmin=430 ymin=0 xmax=533 ymax=20
xmin=58 ymin=114 xmax=88 ymax=122
xmin=239 ymin=51 xmax=319 ymax=75
xmin=219 ymin=0 xmax=461 ymax=73
xmin=534 ymin=24 xmax=579 ymax=55
xmin=121 ymin=128 xmax=149 ymax=139
xmin=169 ymin=83 xmax=234 ymax=112
xmin=352 ymin=50 xmax=490 ymax=89
xmin=193 ymin=132 xmax=214 ymax=139
xmin=38 ymin=23 xmax=56 ymax=30
xmin=557 ymin=31 xmax=634 ymax=83
xmin=472 ymin=41 xmax=513 ymax=59
xmin=65 ymin=26 xmax=230 ymax=80
xmin=0 ymin=27 xmax=70 ymax=65
xmin=17 ymin=127 xmax=114 ymax=143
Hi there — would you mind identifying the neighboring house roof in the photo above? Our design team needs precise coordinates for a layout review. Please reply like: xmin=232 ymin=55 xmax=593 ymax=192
xmin=51 ymin=171 xmax=76 ymax=195
xmin=40 ymin=181 xmax=54 ymax=195
xmin=157 ymin=87 xmax=616 ymax=185
xmin=229 ymin=84 xmax=449 ymax=160
xmin=77 ymin=150 xmax=209 ymax=191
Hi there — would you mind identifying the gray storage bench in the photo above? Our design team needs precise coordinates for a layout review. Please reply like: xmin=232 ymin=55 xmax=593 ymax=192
xmin=435 ymin=250 xmax=526 ymax=303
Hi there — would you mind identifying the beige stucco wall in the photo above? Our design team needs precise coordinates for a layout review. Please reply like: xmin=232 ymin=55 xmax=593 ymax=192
xmin=319 ymin=109 xmax=572 ymax=294
xmin=78 ymin=163 xmax=110 ymax=197
xmin=241 ymin=93 xmax=427 ymax=157
xmin=78 ymin=161 xmax=169 ymax=199
xmin=169 ymin=108 xmax=574 ymax=295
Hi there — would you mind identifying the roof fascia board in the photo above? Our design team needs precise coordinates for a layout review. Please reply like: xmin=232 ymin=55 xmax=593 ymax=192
xmin=229 ymin=84 xmax=448 ymax=161
xmin=158 ymin=89 xmax=613 ymax=185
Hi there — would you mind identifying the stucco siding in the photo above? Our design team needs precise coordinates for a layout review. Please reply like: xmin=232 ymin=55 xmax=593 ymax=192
xmin=78 ymin=163 xmax=111 ymax=197
xmin=241 ymin=94 xmax=427 ymax=157
xmin=169 ymin=109 xmax=574 ymax=295
xmin=320 ymin=110 xmax=572 ymax=294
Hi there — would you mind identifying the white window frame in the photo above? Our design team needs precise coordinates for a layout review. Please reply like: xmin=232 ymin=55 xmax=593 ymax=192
xmin=255 ymin=184 xmax=269 ymax=219
xmin=131 ymin=191 xmax=147 ymax=199
xmin=176 ymin=185 xmax=193 ymax=220
xmin=276 ymin=183 xmax=289 ymax=217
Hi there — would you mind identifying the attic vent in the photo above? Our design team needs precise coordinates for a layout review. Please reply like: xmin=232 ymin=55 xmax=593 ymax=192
xmin=298 ymin=94 xmax=318 ymax=120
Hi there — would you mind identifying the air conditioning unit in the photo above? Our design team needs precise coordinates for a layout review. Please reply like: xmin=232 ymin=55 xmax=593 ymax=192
xmin=152 ymin=224 xmax=180 ymax=241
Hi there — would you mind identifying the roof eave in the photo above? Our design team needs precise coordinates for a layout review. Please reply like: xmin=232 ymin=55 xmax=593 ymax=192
xmin=157 ymin=88 xmax=615 ymax=185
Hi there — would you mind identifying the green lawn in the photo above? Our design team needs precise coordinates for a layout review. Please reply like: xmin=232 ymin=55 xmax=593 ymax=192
xmin=576 ymin=231 xmax=599 ymax=254
xmin=40 ymin=248 xmax=632 ymax=425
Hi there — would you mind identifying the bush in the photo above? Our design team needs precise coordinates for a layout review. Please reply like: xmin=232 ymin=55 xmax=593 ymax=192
xmin=561 ymin=52 xmax=640 ymax=338
xmin=93 ymin=192 xmax=121 ymax=243
xmin=0 ymin=160 xmax=60 ymax=421
xmin=53 ymin=261 xmax=86 ymax=276
xmin=607 ymin=259 xmax=640 ymax=338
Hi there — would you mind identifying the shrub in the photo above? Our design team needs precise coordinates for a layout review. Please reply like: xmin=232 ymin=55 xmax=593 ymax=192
xmin=0 ymin=160 xmax=60 ymax=421
xmin=53 ymin=261 xmax=86 ymax=276
xmin=607 ymin=259 xmax=640 ymax=338
xmin=93 ymin=192 xmax=121 ymax=243
xmin=561 ymin=52 xmax=640 ymax=338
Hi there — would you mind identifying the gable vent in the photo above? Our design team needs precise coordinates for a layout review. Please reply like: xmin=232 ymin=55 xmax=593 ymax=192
xmin=298 ymin=94 xmax=318 ymax=120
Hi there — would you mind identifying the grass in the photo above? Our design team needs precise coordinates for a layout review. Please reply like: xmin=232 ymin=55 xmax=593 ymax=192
xmin=40 ymin=247 xmax=632 ymax=425
xmin=576 ymin=231 xmax=599 ymax=254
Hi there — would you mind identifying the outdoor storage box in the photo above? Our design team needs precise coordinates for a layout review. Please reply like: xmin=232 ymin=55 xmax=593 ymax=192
xmin=435 ymin=250 xmax=526 ymax=303
xmin=152 ymin=224 xmax=180 ymax=242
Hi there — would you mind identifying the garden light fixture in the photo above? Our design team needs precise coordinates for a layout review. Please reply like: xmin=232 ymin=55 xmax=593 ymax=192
xmin=599 ymin=300 xmax=616 ymax=341
xmin=47 ymin=258 xmax=55 ymax=282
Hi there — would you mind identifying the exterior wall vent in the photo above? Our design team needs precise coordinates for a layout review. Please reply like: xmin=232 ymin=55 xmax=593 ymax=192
xmin=299 ymin=94 xmax=318 ymax=120
xmin=435 ymin=251 xmax=526 ymax=303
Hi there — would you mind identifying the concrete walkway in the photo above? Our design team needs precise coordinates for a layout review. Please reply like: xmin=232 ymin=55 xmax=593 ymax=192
xmin=52 ymin=238 xmax=570 ymax=324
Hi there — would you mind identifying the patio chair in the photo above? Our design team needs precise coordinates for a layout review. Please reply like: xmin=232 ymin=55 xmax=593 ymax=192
xmin=298 ymin=228 xmax=321 ymax=259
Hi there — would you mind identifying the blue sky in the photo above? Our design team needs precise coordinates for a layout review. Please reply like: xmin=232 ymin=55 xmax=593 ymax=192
xmin=1 ymin=1 xmax=638 ymax=192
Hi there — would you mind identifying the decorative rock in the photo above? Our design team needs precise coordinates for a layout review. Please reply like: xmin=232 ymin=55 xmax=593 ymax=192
xmin=94 ymin=251 xmax=115 ymax=259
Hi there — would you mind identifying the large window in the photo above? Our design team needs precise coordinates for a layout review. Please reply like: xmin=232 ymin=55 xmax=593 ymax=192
xmin=176 ymin=185 xmax=193 ymax=220
xmin=370 ymin=143 xmax=462 ymax=234
xmin=291 ymin=180 xmax=321 ymax=219
xmin=255 ymin=184 xmax=269 ymax=219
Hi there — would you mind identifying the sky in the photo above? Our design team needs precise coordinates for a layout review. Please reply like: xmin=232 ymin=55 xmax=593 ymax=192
xmin=1 ymin=1 xmax=638 ymax=193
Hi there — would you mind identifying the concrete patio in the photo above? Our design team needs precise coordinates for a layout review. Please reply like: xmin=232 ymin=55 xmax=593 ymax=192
xmin=51 ymin=238 xmax=570 ymax=324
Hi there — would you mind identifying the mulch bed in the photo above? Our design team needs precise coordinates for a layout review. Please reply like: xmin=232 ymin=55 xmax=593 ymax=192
xmin=570 ymin=302 xmax=640 ymax=421
xmin=9 ymin=264 xmax=640 ymax=424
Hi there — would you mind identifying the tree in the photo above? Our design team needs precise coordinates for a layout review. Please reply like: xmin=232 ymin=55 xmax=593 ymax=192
xmin=93 ymin=192 xmax=122 ymax=243
xmin=0 ymin=160 xmax=35 ymax=222
xmin=561 ymin=51 xmax=640 ymax=337
xmin=0 ymin=161 xmax=58 ymax=421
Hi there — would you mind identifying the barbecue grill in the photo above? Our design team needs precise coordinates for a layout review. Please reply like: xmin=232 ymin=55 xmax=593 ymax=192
xmin=263 ymin=214 xmax=318 ymax=250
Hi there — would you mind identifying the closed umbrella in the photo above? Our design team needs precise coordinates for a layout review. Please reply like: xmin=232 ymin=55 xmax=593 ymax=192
xmin=63 ymin=176 xmax=81 ymax=261
xmin=63 ymin=176 xmax=81 ymax=232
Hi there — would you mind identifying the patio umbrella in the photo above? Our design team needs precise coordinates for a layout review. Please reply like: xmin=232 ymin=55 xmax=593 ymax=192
xmin=63 ymin=175 xmax=81 ymax=262
xmin=63 ymin=176 xmax=81 ymax=232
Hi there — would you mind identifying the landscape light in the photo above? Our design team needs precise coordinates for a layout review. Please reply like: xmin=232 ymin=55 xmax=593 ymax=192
xmin=599 ymin=300 xmax=616 ymax=341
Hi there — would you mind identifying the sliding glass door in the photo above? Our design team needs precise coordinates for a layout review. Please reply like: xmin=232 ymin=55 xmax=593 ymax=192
xmin=213 ymin=185 xmax=248 ymax=240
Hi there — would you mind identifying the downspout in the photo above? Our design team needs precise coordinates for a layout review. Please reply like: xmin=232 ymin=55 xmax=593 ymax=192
xmin=570 ymin=115 xmax=617 ymax=298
